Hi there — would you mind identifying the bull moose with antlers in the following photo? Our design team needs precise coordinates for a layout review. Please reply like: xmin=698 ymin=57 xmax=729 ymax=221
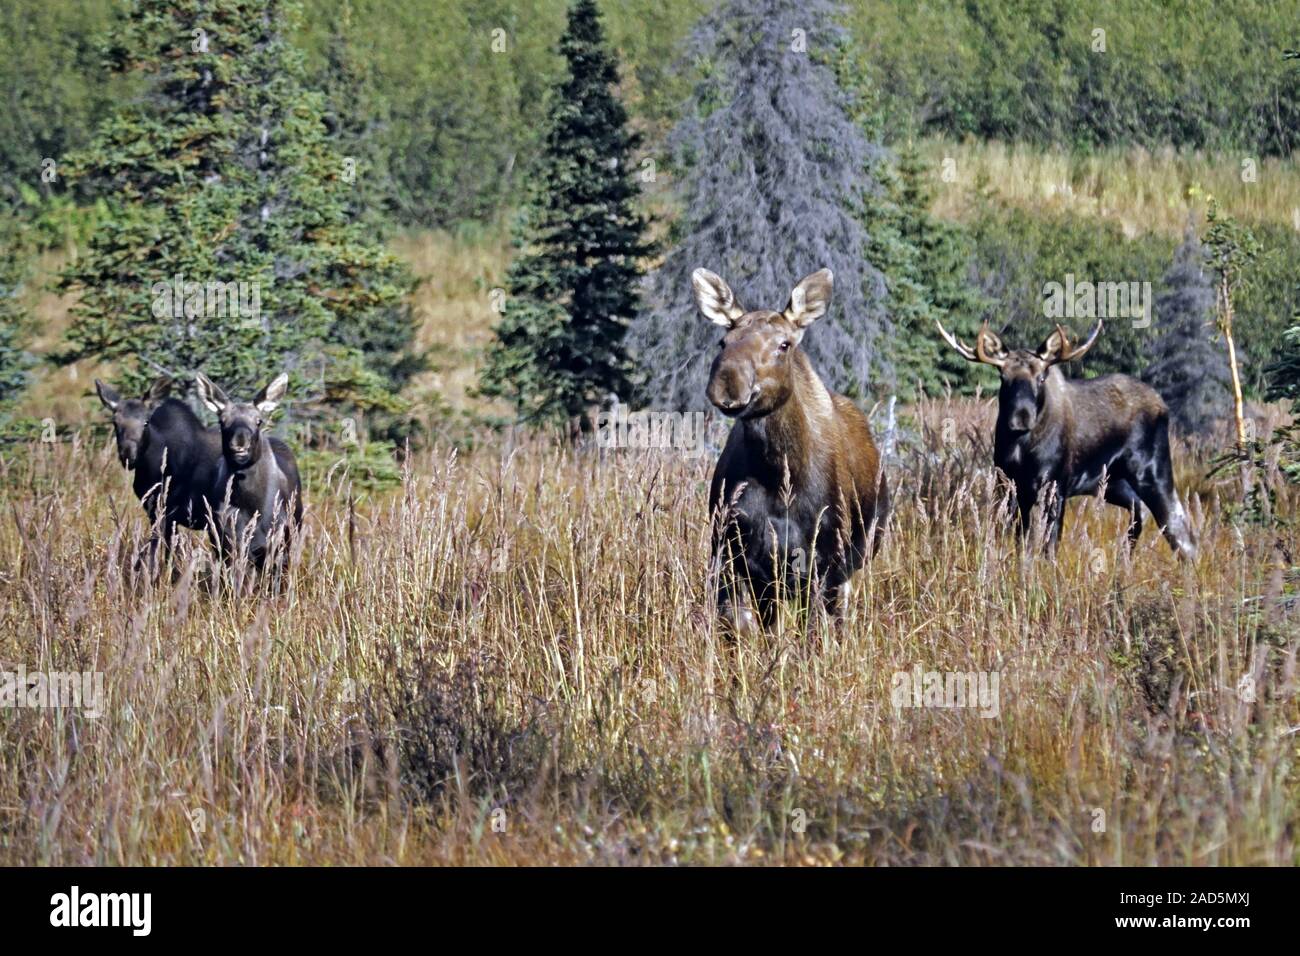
xmin=937 ymin=318 xmax=1197 ymax=558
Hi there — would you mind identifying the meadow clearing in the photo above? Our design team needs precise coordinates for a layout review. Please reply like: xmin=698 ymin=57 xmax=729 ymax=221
xmin=3 ymin=139 xmax=1299 ymax=866
xmin=1 ymin=394 xmax=1296 ymax=865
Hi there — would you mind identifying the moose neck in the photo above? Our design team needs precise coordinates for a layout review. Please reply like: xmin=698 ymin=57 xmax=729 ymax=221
xmin=740 ymin=351 xmax=830 ymax=489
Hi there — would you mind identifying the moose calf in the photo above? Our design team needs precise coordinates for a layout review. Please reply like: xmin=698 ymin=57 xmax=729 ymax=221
xmin=195 ymin=372 xmax=303 ymax=571
xmin=96 ymin=376 xmax=221 ymax=553
xmin=937 ymin=318 xmax=1196 ymax=558
xmin=695 ymin=267 xmax=889 ymax=634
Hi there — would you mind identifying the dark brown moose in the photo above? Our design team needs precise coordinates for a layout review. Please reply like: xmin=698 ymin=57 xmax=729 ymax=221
xmin=96 ymin=375 xmax=221 ymax=557
xmin=195 ymin=372 xmax=303 ymax=571
xmin=936 ymin=318 xmax=1197 ymax=558
xmin=695 ymin=267 xmax=890 ymax=634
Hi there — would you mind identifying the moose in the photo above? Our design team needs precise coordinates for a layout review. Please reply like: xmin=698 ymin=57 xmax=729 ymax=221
xmin=936 ymin=318 xmax=1197 ymax=558
xmin=194 ymin=372 xmax=303 ymax=571
xmin=694 ymin=267 xmax=890 ymax=634
xmin=96 ymin=376 xmax=222 ymax=558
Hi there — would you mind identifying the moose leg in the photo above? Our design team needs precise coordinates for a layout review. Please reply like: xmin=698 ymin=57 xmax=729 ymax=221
xmin=1044 ymin=489 xmax=1066 ymax=552
xmin=151 ymin=516 xmax=179 ymax=574
xmin=1015 ymin=480 xmax=1061 ymax=550
xmin=1134 ymin=479 xmax=1196 ymax=560
xmin=1014 ymin=490 xmax=1035 ymax=541
xmin=751 ymin=573 xmax=781 ymax=631
xmin=1133 ymin=427 xmax=1197 ymax=559
xmin=716 ymin=560 xmax=761 ymax=640
xmin=1103 ymin=478 xmax=1143 ymax=549
xmin=819 ymin=563 xmax=855 ymax=640
xmin=136 ymin=498 xmax=174 ymax=578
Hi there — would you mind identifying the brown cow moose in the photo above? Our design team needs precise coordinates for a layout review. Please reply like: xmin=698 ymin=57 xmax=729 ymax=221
xmin=695 ymin=267 xmax=890 ymax=634
xmin=936 ymin=318 xmax=1197 ymax=558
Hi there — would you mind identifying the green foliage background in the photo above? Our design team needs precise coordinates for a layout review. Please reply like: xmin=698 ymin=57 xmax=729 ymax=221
xmin=0 ymin=0 xmax=1297 ymax=437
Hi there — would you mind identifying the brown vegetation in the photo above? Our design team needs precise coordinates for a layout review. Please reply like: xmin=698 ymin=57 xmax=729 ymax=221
xmin=1 ymin=399 xmax=1295 ymax=864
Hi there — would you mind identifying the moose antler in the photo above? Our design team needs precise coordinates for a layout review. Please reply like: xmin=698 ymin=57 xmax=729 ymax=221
xmin=937 ymin=319 xmax=1007 ymax=368
xmin=935 ymin=319 xmax=976 ymax=361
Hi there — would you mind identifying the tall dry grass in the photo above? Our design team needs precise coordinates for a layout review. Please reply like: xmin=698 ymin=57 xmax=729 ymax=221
xmin=1 ymin=407 xmax=1296 ymax=865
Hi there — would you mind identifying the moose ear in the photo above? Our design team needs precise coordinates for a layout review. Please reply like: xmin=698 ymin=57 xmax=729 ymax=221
xmin=692 ymin=268 xmax=745 ymax=328
xmin=194 ymin=372 xmax=228 ymax=416
xmin=1038 ymin=326 xmax=1069 ymax=362
xmin=255 ymin=373 xmax=288 ymax=416
xmin=784 ymin=268 xmax=833 ymax=328
xmin=94 ymin=379 xmax=121 ymax=411
xmin=145 ymin=376 xmax=172 ymax=402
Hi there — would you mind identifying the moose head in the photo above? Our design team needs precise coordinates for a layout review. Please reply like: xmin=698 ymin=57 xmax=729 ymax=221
xmin=96 ymin=376 xmax=173 ymax=469
xmin=937 ymin=319 xmax=1103 ymax=433
xmin=692 ymin=267 xmax=834 ymax=419
xmin=194 ymin=372 xmax=288 ymax=470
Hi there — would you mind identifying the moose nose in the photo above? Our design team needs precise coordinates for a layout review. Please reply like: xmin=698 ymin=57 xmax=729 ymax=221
xmin=711 ymin=390 xmax=757 ymax=416
xmin=707 ymin=371 xmax=757 ymax=416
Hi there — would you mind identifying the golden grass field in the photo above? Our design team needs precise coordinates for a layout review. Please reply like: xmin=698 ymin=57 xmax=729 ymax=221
xmin=921 ymin=139 xmax=1300 ymax=236
xmin=1 ymin=395 xmax=1297 ymax=865
xmin=2 ymin=141 xmax=1298 ymax=865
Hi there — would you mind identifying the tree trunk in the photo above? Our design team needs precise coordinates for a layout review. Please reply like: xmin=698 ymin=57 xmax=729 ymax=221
xmin=1219 ymin=273 xmax=1252 ymax=498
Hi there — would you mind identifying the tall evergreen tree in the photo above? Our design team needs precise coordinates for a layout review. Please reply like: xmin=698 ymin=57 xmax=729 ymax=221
xmin=629 ymin=0 xmax=893 ymax=411
xmin=853 ymin=152 xmax=930 ymax=402
xmin=0 ymin=218 xmax=32 ymax=416
xmin=834 ymin=43 xmax=986 ymax=400
xmin=893 ymin=142 xmax=988 ymax=394
xmin=478 ymin=0 xmax=652 ymax=428
xmin=58 ymin=0 xmax=416 ymax=416
xmin=1142 ymin=229 xmax=1229 ymax=435
xmin=318 ymin=0 xmax=395 ymax=230
xmin=1267 ymin=294 xmax=1300 ymax=409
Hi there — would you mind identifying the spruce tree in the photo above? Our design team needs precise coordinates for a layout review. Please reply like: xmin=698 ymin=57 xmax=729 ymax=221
xmin=478 ymin=0 xmax=652 ymax=428
xmin=58 ymin=0 xmax=416 ymax=416
xmin=834 ymin=43 xmax=985 ymax=400
xmin=894 ymin=141 xmax=988 ymax=394
xmin=853 ymin=152 xmax=931 ymax=402
xmin=1267 ymin=296 xmax=1300 ymax=409
xmin=1142 ymin=229 xmax=1230 ymax=435
xmin=0 ymin=217 xmax=31 ymax=416
xmin=318 ymin=0 xmax=395 ymax=230
xmin=629 ymin=0 xmax=892 ymax=411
